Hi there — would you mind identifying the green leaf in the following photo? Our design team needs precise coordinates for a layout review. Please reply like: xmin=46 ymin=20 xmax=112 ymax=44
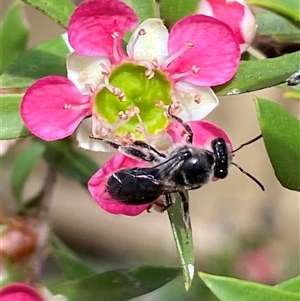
xmin=0 ymin=94 xmax=30 ymax=139
xmin=167 ymin=193 xmax=194 ymax=291
xmin=256 ymin=12 xmax=300 ymax=41
xmin=255 ymin=98 xmax=300 ymax=191
xmin=277 ymin=276 xmax=300 ymax=294
xmin=0 ymin=36 xmax=69 ymax=89
xmin=123 ymin=0 xmax=157 ymax=22
xmin=247 ymin=0 xmax=300 ymax=28
xmin=43 ymin=138 xmax=99 ymax=186
xmin=50 ymin=234 xmax=96 ymax=280
xmin=160 ymin=0 xmax=200 ymax=27
xmin=214 ymin=51 xmax=300 ymax=96
xmin=11 ymin=140 xmax=46 ymax=202
xmin=49 ymin=266 xmax=181 ymax=301
xmin=0 ymin=1 xmax=29 ymax=74
xmin=199 ymin=272 xmax=300 ymax=301
xmin=21 ymin=0 xmax=75 ymax=29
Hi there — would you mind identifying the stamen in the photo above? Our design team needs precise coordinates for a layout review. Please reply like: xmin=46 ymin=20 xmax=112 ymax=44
xmin=155 ymin=100 xmax=164 ymax=107
xmin=63 ymin=103 xmax=90 ymax=111
xmin=118 ymin=111 xmax=128 ymax=120
xmin=161 ymin=42 xmax=194 ymax=69
xmin=111 ymin=31 xmax=121 ymax=63
xmin=100 ymin=63 xmax=111 ymax=76
xmin=170 ymin=64 xmax=200 ymax=81
xmin=98 ymin=83 xmax=126 ymax=101
xmin=194 ymin=94 xmax=201 ymax=104
xmin=145 ymin=68 xmax=155 ymax=79
xmin=127 ymin=28 xmax=147 ymax=59
xmin=99 ymin=127 xmax=109 ymax=137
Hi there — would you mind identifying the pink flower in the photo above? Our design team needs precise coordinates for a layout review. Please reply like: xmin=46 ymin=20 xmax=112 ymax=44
xmin=0 ymin=283 xmax=44 ymax=301
xmin=88 ymin=121 xmax=232 ymax=215
xmin=21 ymin=0 xmax=240 ymax=149
xmin=197 ymin=0 xmax=257 ymax=52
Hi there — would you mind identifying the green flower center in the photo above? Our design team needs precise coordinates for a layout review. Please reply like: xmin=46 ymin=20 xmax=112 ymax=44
xmin=94 ymin=63 xmax=172 ymax=140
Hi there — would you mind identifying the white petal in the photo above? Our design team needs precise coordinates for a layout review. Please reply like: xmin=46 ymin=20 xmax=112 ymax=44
xmin=174 ymin=82 xmax=219 ymax=121
xmin=76 ymin=119 xmax=114 ymax=152
xmin=61 ymin=32 xmax=74 ymax=53
xmin=127 ymin=18 xmax=169 ymax=64
xmin=67 ymin=52 xmax=110 ymax=94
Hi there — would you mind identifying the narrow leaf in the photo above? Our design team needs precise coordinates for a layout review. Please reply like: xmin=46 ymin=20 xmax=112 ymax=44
xmin=123 ymin=0 xmax=157 ymax=22
xmin=49 ymin=266 xmax=181 ymax=301
xmin=0 ymin=36 xmax=69 ymax=89
xmin=11 ymin=140 xmax=46 ymax=202
xmin=255 ymin=98 xmax=300 ymax=191
xmin=168 ymin=193 xmax=194 ymax=291
xmin=247 ymin=0 xmax=300 ymax=28
xmin=199 ymin=272 xmax=300 ymax=301
xmin=0 ymin=1 xmax=29 ymax=74
xmin=0 ymin=94 xmax=30 ymax=139
xmin=21 ymin=0 xmax=75 ymax=29
xmin=256 ymin=12 xmax=300 ymax=41
xmin=214 ymin=51 xmax=300 ymax=96
xmin=43 ymin=138 xmax=99 ymax=186
xmin=160 ymin=0 xmax=200 ymax=27
xmin=51 ymin=234 xmax=96 ymax=280
xmin=277 ymin=276 xmax=300 ymax=294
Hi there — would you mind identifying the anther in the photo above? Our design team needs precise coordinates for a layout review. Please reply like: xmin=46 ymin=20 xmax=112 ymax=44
xmin=161 ymin=41 xmax=194 ymax=69
xmin=118 ymin=111 xmax=128 ymax=120
xmin=155 ymin=100 xmax=164 ymax=107
xmin=170 ymin=65 xmax=200 ymax=81
xmin=99 ymin=127 xmax=109 ymax=137
xmin=145 ymin=69 xmax=155 ymax=79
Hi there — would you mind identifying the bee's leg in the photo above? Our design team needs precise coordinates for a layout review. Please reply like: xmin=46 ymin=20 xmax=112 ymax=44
xmin=89 ymin=135 xmax=121 ymax=150
xmin=179 ymin=192 xmax=191 ymax=230
xmin=89 ymin=135 xmax=157 ymax=162
xmin=168 ymin=109 xmax=193 ymax=144
xmin=162 ymin=193 xmax=174 ymax=211
xmin=132 ymin=140 xmax=166 ymax=160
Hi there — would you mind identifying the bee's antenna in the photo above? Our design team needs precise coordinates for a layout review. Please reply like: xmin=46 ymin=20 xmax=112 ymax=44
xmin=231 ymin=162 xmax=265 ymax=191
xmin=232 ymin=134 xmax=262 ymax=153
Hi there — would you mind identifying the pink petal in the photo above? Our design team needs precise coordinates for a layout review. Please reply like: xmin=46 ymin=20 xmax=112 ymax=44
xmin=88 ymin=152 xmax=149 ymax=216
xmin=68 ymin=0 xmax=138 ymax=62
xmin=198 ymin=0 xmax=245 ymax=44
xmin=167 ymin=15 xmax=240 ymax=86
xmin=0 ymin=283 xmax=44 ymax=301
xmin=167 ymin=120 xmax=232 ymax=150
xmin=21 ymin=76 xmax=91 ymax=141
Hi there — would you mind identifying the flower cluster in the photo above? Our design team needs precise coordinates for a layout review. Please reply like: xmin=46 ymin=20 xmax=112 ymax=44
xmin=20 ymin=0 xmax=254 ymax=216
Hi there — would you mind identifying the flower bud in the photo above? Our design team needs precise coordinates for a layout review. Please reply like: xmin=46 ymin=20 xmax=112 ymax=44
xmin=197 ymin=0 xmax=257 ymax=52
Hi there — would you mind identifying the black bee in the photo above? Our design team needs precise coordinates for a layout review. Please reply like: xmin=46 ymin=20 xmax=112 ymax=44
xmin=91 ymin=114 xmax=264 ymax=217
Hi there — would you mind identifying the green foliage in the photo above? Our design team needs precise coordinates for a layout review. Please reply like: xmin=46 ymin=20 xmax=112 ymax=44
xmin=0 ymin=1 xmax=29 ymax=74
xmin=49 ymin=266 xmax=181 ymax=301
xmin=50 ymin=234 xmax=96 ymax=280
xmin=256 ymin=12 xmax=300 ymax=41
xmin=255 ymin=98 xmax=300 ymax=191
xmin=123 ymin=0 xmax=157 ymax=21
xmin=159 ymin=0 xmax=200 ymax=27
xmin=214 ymin=52 xmax=300 ymax=95
xmin=43 ymin=139 xmax=99 ymax=186
xmin=11 ymin=140 xmax=46 ymax=203
xmin=168 ymin=193 xmax=194 ymax=291
xmin=0 ymin=36 xmax=69 ymax=89
xmin=0 ymin=94 xmax=30 ymax=139
xmin=247 ymin=0 xmax=300 ymax=28
xmin=199 ymin=272 xmax=300 ymax=301
xmin=20 ymin=0 xmax=75 ymax=29
xmin=277 ymin=276 xmax=300 ymax=293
